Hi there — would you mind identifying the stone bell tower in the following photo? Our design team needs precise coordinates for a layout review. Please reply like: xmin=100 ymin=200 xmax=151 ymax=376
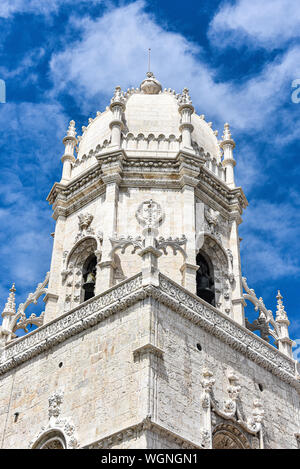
xmin=0 ymin=72 xmax=299 ymax=449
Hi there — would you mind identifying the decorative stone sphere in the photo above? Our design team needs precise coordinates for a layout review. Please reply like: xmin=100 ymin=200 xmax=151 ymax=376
xmin=140 ymin=72 xmax=162 ymax=95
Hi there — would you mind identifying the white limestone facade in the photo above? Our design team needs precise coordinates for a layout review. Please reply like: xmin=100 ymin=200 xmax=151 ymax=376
xmin=0 ymin=72 xmax=299 ymax=449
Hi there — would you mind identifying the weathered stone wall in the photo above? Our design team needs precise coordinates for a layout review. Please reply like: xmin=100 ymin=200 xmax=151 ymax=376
xmin=153 ymin=300 xmax=299 ymax=449
xmin=0 ymin=300 xmax=150 ymax=449
xmin=1 ymin=290 xmax=298 ymax=449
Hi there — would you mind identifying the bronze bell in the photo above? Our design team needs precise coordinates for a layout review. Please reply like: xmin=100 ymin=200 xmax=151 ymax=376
xmin=83 ymin=272 xmax=96 ymax=293
xmin=196 ymin=258 xmax=215 ymax=305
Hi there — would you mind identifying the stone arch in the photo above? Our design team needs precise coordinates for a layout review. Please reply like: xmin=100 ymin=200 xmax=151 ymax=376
xmin=212 ymin=423 xmax=251 ymax=449
xmin=32 ymin=429 xmax=67 ymax=449
xmin=63 ymin=237 xmax=99 ymax=311
xmin=196 ymin=250 xmax=215 ymax=306
xmin=196 ymin=233 xmax=231 ymax=314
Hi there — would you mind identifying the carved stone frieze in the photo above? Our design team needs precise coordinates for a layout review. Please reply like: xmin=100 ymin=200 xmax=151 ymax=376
xmin=84 ymin=416 xmax=200 ymax=449
xmin=0 ymin=273 xmax=297 ymax=394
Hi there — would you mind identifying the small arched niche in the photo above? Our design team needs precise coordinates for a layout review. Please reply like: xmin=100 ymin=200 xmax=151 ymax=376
xmin=196 ymin=251 xmax=215 ymax=306
xmin=33 ymin=430 xmax=66 ymax=449
xmin=212 ymin=424 xmax=251 ymax=449
xmin=82 ymin=253 xmax=97 ymax=302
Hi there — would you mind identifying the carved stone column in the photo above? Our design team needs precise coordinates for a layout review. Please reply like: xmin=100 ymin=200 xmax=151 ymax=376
xmin=229 ymin=211 xmax=245 ymax=325
xmin=220 ymin=123 xmax=236 ymax=189
xmin=139 ymin=228 xmax=162 ymax=287
xmin=276 ymin=291 xmax=293 ymax=359
xmin=109 ymin=86 xmax=125 ymax=149
xmin=200 ymin=368 xmax=215 ymax=449
xmin=178 ymin=88 xmax=194 ymax=151
xmin=44 ymin=211 xmax=66 ymax=322
xmin=96 ymin=153 xmax=123 ymax=293
xmin=179 ymin=155 xmax=202 ymax=294
xmin=60 ymin=120 xmax=77 ymax=184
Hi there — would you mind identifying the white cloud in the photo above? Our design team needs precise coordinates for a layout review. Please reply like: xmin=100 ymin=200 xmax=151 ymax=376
xmin=0 ymin=0 xmax=102 ymax=18
xmin=240 ymin=200 xmax=300 ymax=282
xmin=0 ymin=101 xmax=68 ymax=314
xmin=209 ymin=0 xmax=300 ymax=49
xmin=49 ymin=2 xmax=300 ymax=135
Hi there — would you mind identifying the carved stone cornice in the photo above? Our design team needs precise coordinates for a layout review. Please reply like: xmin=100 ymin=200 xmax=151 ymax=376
xmin=0 ymin=272 xmax=297 ymax=392
xmin=84 ymin=416 xmax=201 ymax=449
xmin=47 ymin=164 xmax=103 ymax=208
xmin=155 ymin=275 xmax=297 ymax=388
xmin=0 ymin=274 xmax=143 ymax=375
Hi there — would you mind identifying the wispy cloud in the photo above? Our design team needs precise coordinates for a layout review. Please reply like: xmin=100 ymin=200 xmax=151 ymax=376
xmin=0 ymin=0 xmax=299 ymax=330
xmin=240 ymin=200 xmax=300 ymax=282
xmin=49 ymin=1 xmax=300 ymax=136
xmin=209 ymin=0 xmax=300 ymax=49
xmin=0 ymin=0 xmax=103 ymax=18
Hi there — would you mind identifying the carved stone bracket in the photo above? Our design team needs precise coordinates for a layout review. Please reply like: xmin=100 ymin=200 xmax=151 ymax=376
xmin=110 ymin=233 xmax=187 ymax=259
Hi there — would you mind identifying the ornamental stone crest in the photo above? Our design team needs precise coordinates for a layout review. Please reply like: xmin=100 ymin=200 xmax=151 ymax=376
xmin=136 ymin=199 xmax=163 ymax=228
xmin=75 ymin=213 xmax=94 ymax=242
xmin=29 ymin=390 xmax=78 ymax=449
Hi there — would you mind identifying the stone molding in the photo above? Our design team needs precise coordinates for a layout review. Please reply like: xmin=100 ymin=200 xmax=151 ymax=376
xmin=133 ymin=343 xmax=164 ymax=360
xmin=84 ymin=416 xmax=201 ymax=449
xmin=0 ymin=273 xmax=298 ymax=391
xmin=47 ymin=149 xmax=247 ymax=218
xmin=0 ymin=274 xmax=143 ymax=375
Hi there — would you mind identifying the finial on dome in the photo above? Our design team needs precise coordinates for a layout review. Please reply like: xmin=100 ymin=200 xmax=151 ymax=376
xmin=110 ymin=86 xmax=125 ymax=107
xmin=178 ymin=88 xmax=193 ymax=106
xmin=220 ymin=122 xmax=235 ymax=150
xmin=2 ymin=283 xmax=16 ymax=316
xmin=140 ymin=71 xmax=162 ymax=95
xmin=66 ymin=120 xmax=76 ymax=139
xmin=223 ymin=123 xmax=232 ymax=141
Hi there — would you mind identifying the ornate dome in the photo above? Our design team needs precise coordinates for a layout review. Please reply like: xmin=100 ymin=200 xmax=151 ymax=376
xmin=76 ymin=74 xmax=221 ymax=166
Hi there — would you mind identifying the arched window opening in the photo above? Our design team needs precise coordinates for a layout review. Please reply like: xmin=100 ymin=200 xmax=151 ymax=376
xmin=196 ymin=251 xmax=215 ymax=306
xmin=82 ymin=254 xmax=97 ymax=302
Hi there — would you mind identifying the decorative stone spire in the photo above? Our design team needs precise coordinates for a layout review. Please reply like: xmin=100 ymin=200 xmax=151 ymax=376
xmin=178 ymin=88 xmax=194 ymax=151
xmin=276 ymin=290 xmax=288 ymax=321
xmin=275 ymin=290 xmax=293 ymax=359
xmin=109 ymin=86 xmax=126 ymax=148
xmin=220 ymin=123 xmax=236 ymax=188
xmin=0 ymin=283 xmax=17 ymax=345
xmin=140 ymin=72 xmax=162 ymax=95
xmin=61 ymin=120 xmax=77 ymax=184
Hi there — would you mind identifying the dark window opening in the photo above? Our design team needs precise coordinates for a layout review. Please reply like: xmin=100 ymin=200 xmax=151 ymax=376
xmin=82 ymin=254 xmax=97 ymax=302
xmin=196 ymin=252 xmax=215 ymax=306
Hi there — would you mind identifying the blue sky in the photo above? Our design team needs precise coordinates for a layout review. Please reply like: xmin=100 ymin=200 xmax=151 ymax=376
xmin=0 ymin=0 xmax=299 ymax=341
